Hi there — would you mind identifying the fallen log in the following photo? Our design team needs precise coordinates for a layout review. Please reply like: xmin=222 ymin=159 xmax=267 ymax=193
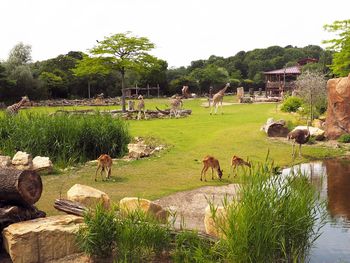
xmin=0 ymin=203 xmax=46 ymax=229
xmin=54 ymin=198 xmax=89 ymax=217
xmin=0 ymin=168 xmax=43 ymax=206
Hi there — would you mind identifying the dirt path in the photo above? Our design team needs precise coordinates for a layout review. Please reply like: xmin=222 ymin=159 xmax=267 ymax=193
xmin=154 ymin=184 xmax=239 ymax=232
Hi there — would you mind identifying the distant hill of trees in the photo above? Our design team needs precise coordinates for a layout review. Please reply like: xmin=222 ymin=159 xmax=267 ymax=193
xmin=0 ymin=43 xmax=332 ymax=103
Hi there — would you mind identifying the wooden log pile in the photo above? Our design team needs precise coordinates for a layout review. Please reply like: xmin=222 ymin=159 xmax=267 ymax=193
xmin=50 ymin=108 xmax=192 ymax=120
xmin=0 ymin=168 xmax=46 ymax=245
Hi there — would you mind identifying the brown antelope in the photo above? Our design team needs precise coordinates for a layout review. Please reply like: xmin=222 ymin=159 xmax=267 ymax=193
xmin=229 ymin=155 xmax=251 ymax=177
xmin=201 ymin=155 xmax=223 ymax=181
xmin=210 ymin=83 xmax=230 ymax=115
xmin=94 ymin=154 xmax=113 ymax=181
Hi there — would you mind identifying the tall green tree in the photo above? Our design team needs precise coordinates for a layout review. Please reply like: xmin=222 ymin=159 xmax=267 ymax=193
xmin=72 ymin=55 xmax=110 ymax=98
xmin=90 ymin=32 xmax=157 ymax=112
xmin=323 ymin=19 xmax=350 ymax=76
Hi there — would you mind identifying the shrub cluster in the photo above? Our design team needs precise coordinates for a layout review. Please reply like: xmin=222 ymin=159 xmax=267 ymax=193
xmin=338 ymin=134 xmax=350 ymax=143
xmin=0 ymin=113 xmax=131 ymax=166
xmin=280 ymin=96 xmax=303 ymax=112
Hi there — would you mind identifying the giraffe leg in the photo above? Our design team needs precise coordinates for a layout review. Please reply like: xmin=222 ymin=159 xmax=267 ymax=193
xmin=214 ymin=104 xmax=219 ymax=114
xmin=220 ymin=100 xmax=223 ymax=114
xmin=137 ymin=111 xmax=141 ymax=120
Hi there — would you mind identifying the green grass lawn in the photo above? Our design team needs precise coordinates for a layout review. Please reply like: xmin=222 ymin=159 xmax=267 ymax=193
xmin=20 ymin=97 xmax=344 ymax=215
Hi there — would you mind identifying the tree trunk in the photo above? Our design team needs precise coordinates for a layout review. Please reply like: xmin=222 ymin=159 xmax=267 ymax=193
xmin=0 ymin=168 xmax=43 ymax=206
xmin=121 ymin=69 xmax=126 ymax=113
xmin=0 ymin=204 xmax=46 ymax=229
xmin=88 ymin=80 xmax=91 ymax=99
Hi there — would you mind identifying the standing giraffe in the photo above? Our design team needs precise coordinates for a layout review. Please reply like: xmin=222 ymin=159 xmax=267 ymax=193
xmin=6 ymin=96 xmax=30 ymax=115
xmin=169 ymin=96 xmax=183 ymax=118
xmin=137 ymin=95 xmax=146 ymax=120
xmin=210 ymin=83 xmax=230 ymax=115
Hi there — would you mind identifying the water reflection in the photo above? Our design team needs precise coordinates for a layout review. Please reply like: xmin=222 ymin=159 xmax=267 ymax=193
xmin=282 ymin=158 xmax=350 ymax=263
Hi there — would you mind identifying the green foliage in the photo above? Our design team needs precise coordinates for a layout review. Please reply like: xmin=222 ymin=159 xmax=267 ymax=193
xmin=0 ymin=113 xmax=130 ymax=167
xmin=280 ymin=96 xmax=303 ymax=112
xmin=76 ymin=204 xmax=171 ymax=262
xmin=76 ymin=204 xmax=117 ymax=257
xmin=173 ymin=230 xmax=219 ymax=262
xmin=210 ymin=161 xmax=326 ymax=263
xmin=338 ymin=134 xmax=350 ymax=143
xmin=323 ymin=19 xmax=350 ymax=76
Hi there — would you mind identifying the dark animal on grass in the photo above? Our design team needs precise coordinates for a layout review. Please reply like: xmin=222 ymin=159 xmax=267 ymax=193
xmin=95 ymin=154 xmax=113 ymax=181
xmin=287 ymin=128 xmax=310 ymax=157
xmin=201 ymin=155 xmax=223 ymax=181
xmin=229 ymin=155 xmax=251 ymax=177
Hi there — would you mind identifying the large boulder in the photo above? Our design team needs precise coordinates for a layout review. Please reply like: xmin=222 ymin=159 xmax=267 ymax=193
xmin=2 ymin=215 xmax=83 ymax=263
xmin=0 ymin=155 xmax=12 ymax=168
xmin=11 ymin=151 xmax=33 ymax=170
xmin=32 ymin=156 xmax=53 ymax=172
xmin=204 ymin=205 xmax=227 ymax=238
xmin=67 ymin=184 xmax=110 ymax=209
xmin=261 ymin=118 xmax=289 ymax=137
xmin=119 ymin=197 xmax=168 ymax=222
xmin=325 ymin=73 xmax=350 ymax=139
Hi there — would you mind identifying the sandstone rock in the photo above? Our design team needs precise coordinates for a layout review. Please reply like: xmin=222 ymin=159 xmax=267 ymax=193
xmin=204 ymin=205 xmax=227 ymax=238
xmin=325 ymin=73 xmax=350 ymax=139
xmin=119 ymin=197 xmax=168 ymax=222
xmin=2 ymin=215 xmax=83 ymax=263
xmin=0 ymin=155 xmax=12 ymax=168
xmin=67 ymin=184 xmax=110 ymax=209
xmin=128 ymin=142 xmax=153 ymax=159
xmin=261 ymin=118 xmax=289 ymax=137
xmin=32 ymin=156 xmax=53 ymax=172
xmin=292 ymin=126 xmax=325 ymax=140
xmin=12 ymin=151 xmax=33 ymax=170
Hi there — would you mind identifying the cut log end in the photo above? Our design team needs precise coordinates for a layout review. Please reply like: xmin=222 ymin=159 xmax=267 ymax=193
xmin=0 ymin=168 xmax=43 ymax=206
xmin=18 ymin=170 xmax=43 ymax=205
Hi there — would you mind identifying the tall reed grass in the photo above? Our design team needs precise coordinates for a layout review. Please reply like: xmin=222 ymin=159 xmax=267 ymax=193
xmin=0 ymin=113 xmax=130 ymax=167
xmin=210 ymin=161 xmax=326 ymax=263
xmin=76 ymin=204 xmax=171 ymax=262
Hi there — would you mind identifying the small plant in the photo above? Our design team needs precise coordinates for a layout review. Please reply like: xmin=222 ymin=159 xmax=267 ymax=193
xmin=281 ymin=96 xmax=303 ymax=112
xmin=76 ymin=204 xmax=171 ymax=262
xmin=338 ymin=134 xmax=350 ymax=143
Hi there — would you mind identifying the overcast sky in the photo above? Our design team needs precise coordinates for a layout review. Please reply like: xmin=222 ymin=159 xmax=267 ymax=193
xmin=1 ymin=0 xmax=349 ymax=68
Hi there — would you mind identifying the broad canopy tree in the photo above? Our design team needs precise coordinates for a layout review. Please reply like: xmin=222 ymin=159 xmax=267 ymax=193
xmin=323 ymin=19 xmax=350 ymax=77
xmin=71 ymin=55 xmax=110 ymax=98
xmin=89 ymin=32 xmax=158 ymax=112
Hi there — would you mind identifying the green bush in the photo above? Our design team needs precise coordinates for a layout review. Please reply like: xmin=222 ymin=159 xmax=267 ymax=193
xmin=76 ymin=204 xmax=171 ymax=262
xmin=209 ymin=162 xmax=326 ymax=263
xmin=280 ymin=96 xmax=303 ymax=112
xmin=338 ymin=134 xmax=350 ymax=143
xmin=0 ymin=113 xmax=131 ymax=167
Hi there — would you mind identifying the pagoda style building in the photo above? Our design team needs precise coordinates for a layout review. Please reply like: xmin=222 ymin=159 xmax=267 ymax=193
xmin=263 ymin=58 xmax=318 ymax=96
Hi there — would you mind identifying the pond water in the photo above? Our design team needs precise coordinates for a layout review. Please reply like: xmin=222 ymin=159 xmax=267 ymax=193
xmin=282 ymin=158 xmax=350 ymax=263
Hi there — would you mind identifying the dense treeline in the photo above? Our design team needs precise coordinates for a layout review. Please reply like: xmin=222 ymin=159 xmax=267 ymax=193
xmin=0 ymin=43 xmax=332 ymax=103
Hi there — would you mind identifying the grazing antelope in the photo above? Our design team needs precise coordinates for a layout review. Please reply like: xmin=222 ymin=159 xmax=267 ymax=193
xmin=137 ymin=95 xmax=146 ymax=120
xmin=210 ymin=83 xmax=230 ymax=115
xmin=6 ymin=96 xmax=30 ymax=115
xmin=201 ymin=155 xmax=223 ymax=181
xmin=229 ymin=155 xmax=251 ymax=177
xmin=170 ymin=96 xmax=183 ymax=118
xmin=94 ymin=154 xmax=113 ymax=181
